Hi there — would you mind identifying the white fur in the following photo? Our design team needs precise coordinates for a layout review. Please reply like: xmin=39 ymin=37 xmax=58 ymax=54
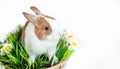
xmin=46 ymin=18 xmax=64 ymax=40
xmin=25 ymin=19 xmax=62 ymax=65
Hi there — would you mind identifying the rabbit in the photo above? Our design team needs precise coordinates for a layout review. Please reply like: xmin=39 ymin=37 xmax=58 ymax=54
xmin=21 ymin=6 xmax=63 ymax=66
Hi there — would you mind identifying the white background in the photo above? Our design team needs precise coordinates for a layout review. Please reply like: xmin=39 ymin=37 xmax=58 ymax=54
xmin=0 ymin=0 xmax=120 ymax=69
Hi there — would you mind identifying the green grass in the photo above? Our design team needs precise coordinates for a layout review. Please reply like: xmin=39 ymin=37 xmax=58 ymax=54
xmin=0 ymin=25 xmax=74 ymax=69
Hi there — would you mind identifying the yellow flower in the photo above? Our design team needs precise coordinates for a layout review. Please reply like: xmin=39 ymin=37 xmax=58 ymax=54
xmin=71 ymin=41 xmax=77 ymax=47
xmin=1 ymin=49 xmax=6 ymax=54
xmin=0 ymin=44 xmax=12 ymax=55
xmin=69 ymin=40 xmax=78 ymax=47
xmin=67 ymin=34 xmax=73 ymax=40
xmin=68 ymin=35 xmax=73 ymax=39
xmin=5 ymin=45 xmax=11 ymax=51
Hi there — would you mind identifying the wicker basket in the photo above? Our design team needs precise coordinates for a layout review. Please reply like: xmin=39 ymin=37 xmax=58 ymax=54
xmin=47 ymin=60 xmax=67 ymax=69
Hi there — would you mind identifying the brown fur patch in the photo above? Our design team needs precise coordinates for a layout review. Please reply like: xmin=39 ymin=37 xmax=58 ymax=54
xmin=45 ymin=15 xmax=56 ymax=20
xmin=21 ymin=21 xmax=29 ymax=43
xmin=30 ymin=6 xmax=41 ymax=15
xmin=30 ymin=6 xmax=55 ymax=20
xmin=34 ymin=17 xmax=52 ymax=40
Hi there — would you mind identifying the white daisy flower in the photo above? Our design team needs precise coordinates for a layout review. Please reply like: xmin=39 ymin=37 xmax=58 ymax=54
xmin=0 ymin=44 xmax=12 ymax=55
xmin=69 ymin=40 xmax=78 ymax=47
xmin=66 ymin=33 xmax=74 ymax=40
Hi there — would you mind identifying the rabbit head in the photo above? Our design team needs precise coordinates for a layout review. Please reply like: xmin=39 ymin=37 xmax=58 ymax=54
xmin=23 ymin=6 xmax=61 ymax=40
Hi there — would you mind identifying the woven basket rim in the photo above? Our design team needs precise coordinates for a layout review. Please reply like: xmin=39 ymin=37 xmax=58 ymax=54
xmin=47 ymin=60 xmax=67 ymax=69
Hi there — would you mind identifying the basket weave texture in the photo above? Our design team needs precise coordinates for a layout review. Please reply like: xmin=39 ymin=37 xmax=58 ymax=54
xmin=47 ymin=60 xmax=67 ymax=69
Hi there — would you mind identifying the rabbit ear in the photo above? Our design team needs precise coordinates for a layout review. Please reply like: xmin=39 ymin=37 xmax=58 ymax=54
xmin=30 ymin=6 xmax=41 ymax=15
xmin=23 ymin=12 xmax=36 ymax=24
xmin=30 ymin=6 xmax=56 ymax=20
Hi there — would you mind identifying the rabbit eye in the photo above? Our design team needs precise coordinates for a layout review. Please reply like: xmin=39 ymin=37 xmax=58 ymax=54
xmin=45 ymin=26 xmax=49 ymax=30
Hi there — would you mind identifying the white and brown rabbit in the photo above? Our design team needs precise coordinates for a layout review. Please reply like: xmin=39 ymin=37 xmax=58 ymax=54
xmin=22 ymin=6 xmax=63 ymax=66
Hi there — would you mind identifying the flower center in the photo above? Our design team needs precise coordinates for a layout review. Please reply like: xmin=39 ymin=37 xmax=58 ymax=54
xmin=5 ymin=45 xmax=11 ymax=50
xmin=72 ymin=41 xmax=77 ymax=46
xmin=1 ymin=49 xmax=6 ymax=54
xmin=68 ymin=35 xmax=73 ymax=39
